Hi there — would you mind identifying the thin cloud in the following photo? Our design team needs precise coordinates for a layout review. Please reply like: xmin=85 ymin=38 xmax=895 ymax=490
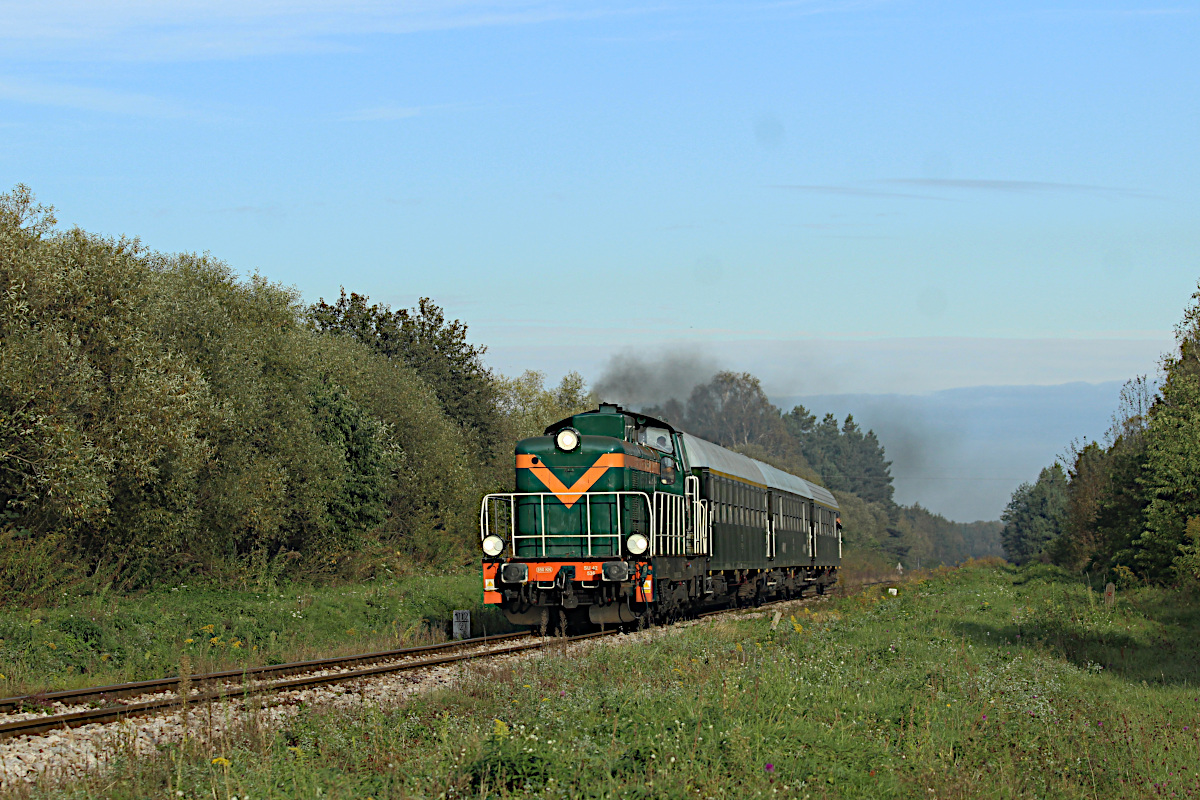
xmin=880 ymin=178 xmax=1154 ymax=199
xmin=342 ymin=105 xmax=422 ymax=122
xmin=0 ymin=1 xmax=653 ymax=62
xmin=757 ymin=0 xmax=893 ymax=13
xmin=770 ymin=184 xmax=948 ymax=201
xmin=1036 ymin=7 xmax=1195 ymax=19
xmin=0 ymin=75 xmax=196 ymax=118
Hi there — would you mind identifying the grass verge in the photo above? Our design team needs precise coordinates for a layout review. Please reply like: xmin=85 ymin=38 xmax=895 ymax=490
xmin=19 ymin=560 xmax=1200 ymax=799
xmin=0 ymin=570 xmax=511 ymax=697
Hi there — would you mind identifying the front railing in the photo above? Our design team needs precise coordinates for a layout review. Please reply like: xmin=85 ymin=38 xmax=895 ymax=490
xmin=481 ymin=491 xmax=652 ymax=558
xmin=481 ymin=482 xmax=712 ymax=559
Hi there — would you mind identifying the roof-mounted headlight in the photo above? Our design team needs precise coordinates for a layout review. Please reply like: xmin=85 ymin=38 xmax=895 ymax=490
xmin=555 ymin=428 xmax=580 ymax=452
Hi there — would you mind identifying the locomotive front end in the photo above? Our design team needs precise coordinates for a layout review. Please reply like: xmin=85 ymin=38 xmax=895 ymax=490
xmin=480 ymin=404 xmax=682 ymax=631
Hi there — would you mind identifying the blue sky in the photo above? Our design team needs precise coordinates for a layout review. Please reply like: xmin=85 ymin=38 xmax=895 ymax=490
xmin=3 ymin=1 xmax=1198 ymax=517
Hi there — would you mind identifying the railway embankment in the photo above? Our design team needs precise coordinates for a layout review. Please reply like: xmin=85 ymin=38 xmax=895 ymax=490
xmin=0 ymin=573 xmax=513 ymax=699
xmin=8 ymin=561 xmax=1199 ymax=799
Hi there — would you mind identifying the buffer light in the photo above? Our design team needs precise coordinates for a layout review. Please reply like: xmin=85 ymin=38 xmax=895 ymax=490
xmin=482 ymin=535 xmax=505 ymax=556
xmin=555 ymin=428 xmax=580 ymax=452
xmin=626 ymin=533 xmax=649 ymax=555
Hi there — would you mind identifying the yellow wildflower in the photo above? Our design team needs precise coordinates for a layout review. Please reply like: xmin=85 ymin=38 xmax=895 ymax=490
xmin=200 ymin=624 xmax=215 ymax=634
xmin=184 ymin=638 xmax=194 ymax=644
xmin=492 ymin=719 xmax=510 ymax=738
xmin=46 ymin=642 xmax=57 ymax=650
xmin=230 ymin=640 xmax=242 ymax=649
xmin=210 ymin=636 xmax=221 ymax=646
xmin=0 ymin=673 xmax=7 ymax=680
xmin=211 ymin=757 xmax=230 ymax=767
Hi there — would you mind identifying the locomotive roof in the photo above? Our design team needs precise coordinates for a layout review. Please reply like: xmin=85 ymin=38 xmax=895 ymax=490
xmin=542 ymin=403 xmax=675 ymax=437
xmin=678 ymin=433 xmax=838 ymax=510
xmin=541 ymin=405 xmax=837 ymax=510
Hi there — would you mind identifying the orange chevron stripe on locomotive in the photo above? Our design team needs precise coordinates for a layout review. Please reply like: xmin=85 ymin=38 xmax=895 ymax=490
xmin=515 ymin=453 xmax=658 ymax=508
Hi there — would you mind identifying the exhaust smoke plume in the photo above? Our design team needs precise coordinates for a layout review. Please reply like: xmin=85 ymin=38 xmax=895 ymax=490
xmin=593 ymin=349 xmax=721 ymax=409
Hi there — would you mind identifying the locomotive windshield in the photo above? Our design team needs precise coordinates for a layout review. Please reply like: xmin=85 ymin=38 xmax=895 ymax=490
xmin=638 ymin=426 xmax=674 ymax=454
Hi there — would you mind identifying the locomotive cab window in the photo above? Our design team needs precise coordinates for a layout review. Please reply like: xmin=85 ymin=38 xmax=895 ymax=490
xmin=659 ymin=456 xmax=677 ymax=485
xmin=639 ymin=427 xmax=674 ymax=454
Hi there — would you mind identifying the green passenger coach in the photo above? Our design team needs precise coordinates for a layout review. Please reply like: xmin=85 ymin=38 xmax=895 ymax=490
xmin=481 ymin=404 xmax=840 ymax=631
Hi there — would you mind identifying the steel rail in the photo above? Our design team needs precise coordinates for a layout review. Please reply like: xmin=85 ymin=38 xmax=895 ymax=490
xmin=0 ymin=631 xmax=612 ymax=741
xmin=0 ymin=631 xmax=531 ymax=715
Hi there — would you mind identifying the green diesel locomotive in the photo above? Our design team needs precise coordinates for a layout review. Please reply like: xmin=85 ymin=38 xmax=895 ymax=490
xmin=481 ymin=403 xmax=840 ymax=630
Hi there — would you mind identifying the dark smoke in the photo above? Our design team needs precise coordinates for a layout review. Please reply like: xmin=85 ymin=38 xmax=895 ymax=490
xmin=592 ymin=349 xmax=721 ymax=410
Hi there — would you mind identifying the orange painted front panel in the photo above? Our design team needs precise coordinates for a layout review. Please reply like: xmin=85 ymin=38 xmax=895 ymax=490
xmin=482 ymin=560 xmax=650 ymax=603
xmin=482 ymin=562 xmax=500 ymax=605
xmin=527 ymin=561 xmax=603 ymax=581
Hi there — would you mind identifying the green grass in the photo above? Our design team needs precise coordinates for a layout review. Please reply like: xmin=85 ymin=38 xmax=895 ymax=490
xmin=23 ymin=562 xmax=1200 ymax=799
xmin=0 ymin=570 xmax=511 ymax=696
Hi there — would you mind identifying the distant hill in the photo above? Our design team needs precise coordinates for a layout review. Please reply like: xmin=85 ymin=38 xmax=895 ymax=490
xmin=774 ymin=381 xmax=1127 ymax=522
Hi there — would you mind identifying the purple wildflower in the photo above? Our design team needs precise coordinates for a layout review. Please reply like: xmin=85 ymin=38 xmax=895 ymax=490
xmin=765 ymin=764 xmax=775 ymax=773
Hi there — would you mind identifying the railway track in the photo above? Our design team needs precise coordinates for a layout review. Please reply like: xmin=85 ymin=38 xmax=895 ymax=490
xmin=0 ymin=630 xmax=589 ymax=741
xmin=0 ymin=579 xmax=893 ymax=743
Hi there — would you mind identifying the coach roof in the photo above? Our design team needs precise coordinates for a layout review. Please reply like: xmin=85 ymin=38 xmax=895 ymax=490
xmin=679 ymin=433 xmax=837 ymax=509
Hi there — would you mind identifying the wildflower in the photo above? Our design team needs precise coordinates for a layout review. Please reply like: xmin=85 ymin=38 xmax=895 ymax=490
xmin=211 ymin=757 xmax=231 ymax=767
xmin=30 ymin=619 xmax=42 ymax=626
xmin=735 ymin=643 xmax=743 ymax=652
xmin=0 ymin=673 xmax=6 ymax=680
xmin=231 ymin=640 xmax=242 ymax=649
xmin=211 ymin=637 xmax=221 ymax=646
xmin=765 ymin=764 xmax=775 ymax=773
xmin=184 ymin=638 xmax=194 ymax=644
xmin=46 ymin=642 xmax=57 ymax=650
xmin=492 ymin=719 xmax=510 ymax=738
xmin=201 ymin=624 xmax=215 ymax=634
xmin=559 ymin=690 xmax=566 ymax=697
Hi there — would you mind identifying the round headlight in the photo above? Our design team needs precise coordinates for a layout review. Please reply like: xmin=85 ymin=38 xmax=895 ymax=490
xmin=626 ymin=533 xmax=649 ymax=555
xmin=555 ymin=428 xmax=580 ymax=451
xmin=482 ymin=535 xmax=505 ymax=556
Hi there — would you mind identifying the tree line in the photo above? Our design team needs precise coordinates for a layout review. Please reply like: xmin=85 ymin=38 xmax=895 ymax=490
xmin=0 ymin=186 xmax=589 ymax=600
xmin=1001 ymin=285 xmax=1200 ymax=586
xmin=643 ymin=371 xmax=1002 ymax=568
xmin=0 ymin=185 xmax=995 ymax=600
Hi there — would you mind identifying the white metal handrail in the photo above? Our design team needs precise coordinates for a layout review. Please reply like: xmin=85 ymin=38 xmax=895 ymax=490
xmin=654 ymin=492 xmax=689 ymax=556
xmin=686 ymin=475 xmax=711 ymax=556
xmin=481 ymin=491 xmax=653 ymax=558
